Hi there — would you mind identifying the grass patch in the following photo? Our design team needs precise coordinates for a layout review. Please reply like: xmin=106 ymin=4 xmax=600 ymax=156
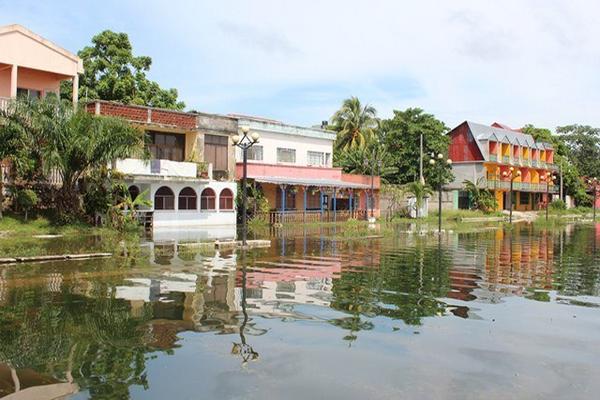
xmin=0 ymin=213 xmax=111 ymax=237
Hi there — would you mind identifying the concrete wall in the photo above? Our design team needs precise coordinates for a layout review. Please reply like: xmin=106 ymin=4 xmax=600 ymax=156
xmin=448 ymin=162 xmax=485 ymax=189
xmin=236 ymin=128 xmax=333 ymax=167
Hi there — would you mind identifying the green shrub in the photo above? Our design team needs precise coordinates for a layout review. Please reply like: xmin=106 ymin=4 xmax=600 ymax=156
xmin=549 ymin=200 xmax=566 ymax=210
xmin=15 ymin=189 xmax=39 ymax=221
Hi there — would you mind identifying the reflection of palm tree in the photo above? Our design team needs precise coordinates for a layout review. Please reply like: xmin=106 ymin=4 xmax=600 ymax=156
xmin=231 ymin=253 xmax=259 ymax=364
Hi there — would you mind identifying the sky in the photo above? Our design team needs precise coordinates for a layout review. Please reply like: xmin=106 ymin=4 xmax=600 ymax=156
xmin=1 ymin=0 xmax=599 ymax=130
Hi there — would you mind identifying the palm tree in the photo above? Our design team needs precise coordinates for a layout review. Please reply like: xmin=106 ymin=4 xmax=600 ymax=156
xmin=463 ymin=178 xmax=497 ymax=212
xmin=405 ymin=181 xmax=433 ymax=218
xmin=330 ymin=97 xmax=377 ymax=151
xmin=0 ymin=97 xmax=146 ymax=219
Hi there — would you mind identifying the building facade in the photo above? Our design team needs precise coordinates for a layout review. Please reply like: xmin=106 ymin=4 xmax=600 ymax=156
xmin=232 ymin=115 xmax=380 ymax=223
xmin=89 ymin=101 xmax=238 ymax=230
xmin=448 ymin=121 xmax=557 ymax=211
xmin=0 ymin=24 xmax=82 ymax=106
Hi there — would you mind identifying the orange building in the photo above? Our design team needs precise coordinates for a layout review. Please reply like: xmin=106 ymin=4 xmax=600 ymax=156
xmin=447 ymin=121 xmax=558 ymax=211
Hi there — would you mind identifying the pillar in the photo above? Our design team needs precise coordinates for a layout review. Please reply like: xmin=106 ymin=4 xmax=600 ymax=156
xmin=333 ymin=188 xmax=337 ymax=222
xmin=10 ymin=64 xmax=17 ymax=98
xmin=72 ymin=74 xmax=79 ymax=104
xmin=280 ymin=185 xmax=286 ymax=213
xmin=303 ymin=187 xmax=307 ymax=222
xmin=349 ymin=190 xmax=354 ymax=218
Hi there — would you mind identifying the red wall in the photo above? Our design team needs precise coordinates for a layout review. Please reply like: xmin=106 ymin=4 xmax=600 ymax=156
xmin=89 ymin=101 xmax=197 ymax=130
xmin=448 ymin=122 xmax=483 ymax=162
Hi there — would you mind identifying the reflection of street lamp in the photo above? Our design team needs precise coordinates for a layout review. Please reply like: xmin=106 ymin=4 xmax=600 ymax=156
xmin=429 ymin=153 xmax=452 ymax=233
xmin=588 ymin=177 xmax=598 ymax=221
xmin=231 ymin=256 xmax=259 ymax=365
xmin=502 ymin=167 xmax=521 ymax=224
xmin=541 ymin=172 xmax=557 ymax=221
xmin=232 ymin=126 xmax=260 ymax=246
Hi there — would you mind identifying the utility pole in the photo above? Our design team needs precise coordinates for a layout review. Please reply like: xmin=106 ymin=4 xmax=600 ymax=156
xmin=419 ymin=133 xmax=425 ymax=185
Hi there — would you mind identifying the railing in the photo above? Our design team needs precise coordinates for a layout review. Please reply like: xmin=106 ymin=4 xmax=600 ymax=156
xmin=502 ymin=156 xmax=510 ymax=164
xmin=532 ymin=160 xmax=539 ymax=167
xmin=115 ymin=158 xmax=199 ymax=178
xmin=489 ymin=154 xmax=498 ymax=162
xmin=0 ymin=96 xmax=11 ymax=111
xmin=267 ymin=209 xmax=368 ymax=225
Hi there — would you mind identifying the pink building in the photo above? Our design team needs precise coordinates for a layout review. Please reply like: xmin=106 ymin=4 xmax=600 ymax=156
xmin=0 ymin=24 xmax=82 ymax=106
xmin=232 ymin=115 xmax=381 ymax=223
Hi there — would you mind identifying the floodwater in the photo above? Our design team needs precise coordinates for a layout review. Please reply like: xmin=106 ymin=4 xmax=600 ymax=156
xmin=1 ymin=223 xmax=600 ymax=399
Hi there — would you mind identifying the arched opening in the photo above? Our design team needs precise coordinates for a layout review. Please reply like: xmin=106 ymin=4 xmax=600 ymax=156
xmin=200 ymin=188 xmax=216 ymax=210
xmin=178 ymin=187 xmax=197 ymax=210
xmin=154 ymin=186 xmax=175 ymax=210
xmin=219 ymin=188 xmax=234 ymax=210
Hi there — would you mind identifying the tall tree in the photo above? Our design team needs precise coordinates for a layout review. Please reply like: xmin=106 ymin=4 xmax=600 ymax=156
xmin=330 ymin=97 xmax=377 ymax=151
xmin=380 ymin=108 xmax=450 ymax=186
xmin=557 ymin=124 xmax=600 ymax=179
xmin=62 ymin=30 xmax=185 ymax=110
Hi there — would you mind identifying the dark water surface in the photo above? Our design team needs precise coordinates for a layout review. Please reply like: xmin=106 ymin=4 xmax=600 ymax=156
xmin=1 ymin=223 xmax=600 ymax=399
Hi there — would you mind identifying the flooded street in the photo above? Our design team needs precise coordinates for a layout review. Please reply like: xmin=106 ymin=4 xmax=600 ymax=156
xmin=1 ymin=223 xmax=600 ymax=399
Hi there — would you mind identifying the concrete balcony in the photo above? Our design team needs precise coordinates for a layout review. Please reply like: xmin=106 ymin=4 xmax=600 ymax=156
xmin=115 ymin=158 xmax=202 ymax=179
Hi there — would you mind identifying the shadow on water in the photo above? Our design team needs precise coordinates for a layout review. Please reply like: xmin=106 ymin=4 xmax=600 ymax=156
xmin=1 ymin=222 xmax=600 ymax=398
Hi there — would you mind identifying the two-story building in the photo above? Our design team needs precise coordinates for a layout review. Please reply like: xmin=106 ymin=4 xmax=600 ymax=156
xmin=447 ymin=121 xmax=558 ymax=211
xmin=89 ymin=101 xmax=238 ymax=230
xmin=0 ymin=24 xmax=82 ymax=105
xmin=232 ymin=115 xmax=380 ymax=223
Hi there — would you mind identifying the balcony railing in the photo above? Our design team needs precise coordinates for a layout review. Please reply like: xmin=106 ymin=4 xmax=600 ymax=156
xmin=0 ymin=96 xmax=11 ymax=111
xmin=532 ymin=160 xmax=539 ymax=167
xmin=115 ymin=158 xmax=202 ymax=179
xmin=484 ymin=179 xmax=558 ymax=193
xmin=489 ymin=154 xmax=498 ymax=162
xmin=502 ymin=156 xmax=510 ymax=164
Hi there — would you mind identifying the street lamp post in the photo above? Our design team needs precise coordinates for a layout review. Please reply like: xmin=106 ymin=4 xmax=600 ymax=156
xmin=365 ymin=150 xmax=382 ymax=221
xmin=541 ymin=172 xmax=556 ymax=221
xmin=232 ymin=126 xmax=260 ymax=247
xmin=429 ymin=153 xmax=452 ymax=233
xmin=502 ymin=167 xmax=521 ymax=224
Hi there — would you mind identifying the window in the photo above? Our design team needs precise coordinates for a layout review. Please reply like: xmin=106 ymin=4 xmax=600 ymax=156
xmin=204 ymin=134 xmax=229 ymax=171
xmin=17 ymin=88 xmax=41 ymax=100
xmin=246 ymin=145 xmax=263 ymax=161
xmin=200 ymin=188 xmax=216 ymax=210
xmin=277 ymin=148 xmax=296 ymax=163
xmin=155 ymin=186 xmax=175 ymax=210
xmin=178 ymin=187 xmax=197 ymax=210
xmin=219 ymin=188 xmax=234 ymax=210
xmin=308 ymin=151 xmax=330 ymax=166
xmin=148 ymin=131 xmax=185 ymax=162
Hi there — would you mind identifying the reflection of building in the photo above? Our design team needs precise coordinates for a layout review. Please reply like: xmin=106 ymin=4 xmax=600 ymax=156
xmin=448 ymin=121 xmax=558 ymax=211
xmin=0 ymin=363 xmax=78 ymax=400
xmin=447 ymin=228 xmax=555 ymax=302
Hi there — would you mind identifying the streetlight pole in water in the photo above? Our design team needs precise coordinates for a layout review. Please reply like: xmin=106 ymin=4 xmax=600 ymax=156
xmin=502 ymin=167 xmax=521 ymax=224
xmin=428 ymin=153 xmax=452 ymax=234
xmin=232 ymin=126 xmax=260 ymax=247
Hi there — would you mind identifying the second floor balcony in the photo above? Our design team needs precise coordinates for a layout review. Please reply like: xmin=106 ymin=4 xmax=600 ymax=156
xmin=115 ymin=158 xmax=211 ymax=180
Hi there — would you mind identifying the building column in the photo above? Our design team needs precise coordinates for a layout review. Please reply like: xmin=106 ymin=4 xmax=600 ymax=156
xmin=72 ymin=74 xmax=79 ymax=105
xmin=349 ymin=190 xmax=354 ymax=218
xmin=333 ymin=188 xmax=337 ymax=222
xmin=10 ymin=64 xmax=17 ymax=98
xmin=303 ymin=187 xmax=307 ymax=222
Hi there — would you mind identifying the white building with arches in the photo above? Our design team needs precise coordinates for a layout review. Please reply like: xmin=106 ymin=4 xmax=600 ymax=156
xmin=89 ymin=101 xmax=238 ymax=232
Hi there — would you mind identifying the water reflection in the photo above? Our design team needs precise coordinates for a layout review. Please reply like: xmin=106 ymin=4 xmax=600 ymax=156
xmin=1 ymin=223 xmax=600 ymax=398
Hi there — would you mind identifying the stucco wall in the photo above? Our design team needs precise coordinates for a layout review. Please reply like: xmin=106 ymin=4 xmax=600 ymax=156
xmin=236 ymin=129 xmax=334 ymax=167
xmin=447 ymin=162 xmax=485 ymax=189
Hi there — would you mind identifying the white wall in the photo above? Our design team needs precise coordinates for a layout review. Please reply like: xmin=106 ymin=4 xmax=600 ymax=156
xmin=235 ymin=129 xmax=334 ymax=167
xmin=127 ymin=180 xmax=237 ymax=229
xmin=447 ymin=162 xmax=486 ymax=189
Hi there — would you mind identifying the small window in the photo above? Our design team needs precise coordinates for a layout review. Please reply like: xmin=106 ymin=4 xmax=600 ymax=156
xmin=307 ymin=151 xmax=325 ymax=166
xmin=246 ymin=145 xmax=263 ymax=161
xmin=178 ymin=187 xmax=197 ymax=210
xmin=155 ymin=186 xmax=175 ymax=210
xmin=200 ymin=188 xmax=216 ymax=210
xmin=277 ymin=148 xmax=296 ymax=163
xmin=219 ymin=188 xmax=234 ymax=210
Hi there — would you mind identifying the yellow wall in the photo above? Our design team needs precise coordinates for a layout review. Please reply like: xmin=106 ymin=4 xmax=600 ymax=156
xmin=502 ymin=143 xmax=510 ymax=156
xmin=540 ymin=150 xmax=546 ymax=162
xmin=495 ymin=190 xmax=504 ymax=210
xmin=531 ymin=170 xmax=539 ymax=183
xmin=523 ymin=147 xmax=529 ymax=159
xmin=185 ymin=131 xmax=197 ymax=161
